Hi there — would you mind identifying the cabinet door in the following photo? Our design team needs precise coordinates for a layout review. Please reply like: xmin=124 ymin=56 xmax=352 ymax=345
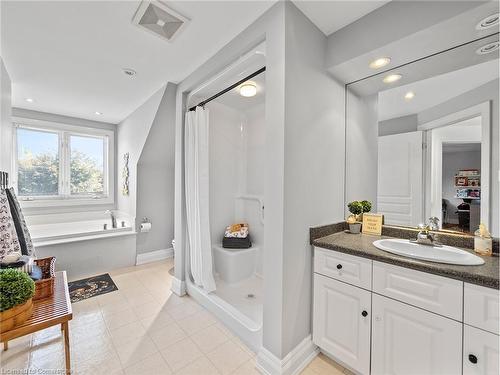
xmin=313 ymin=274 xmax=371 ymax=375
xmin=372 ymin=294 xmax=462 ymax=375
xmin=463 ymin=325 xmax=499 ymax=375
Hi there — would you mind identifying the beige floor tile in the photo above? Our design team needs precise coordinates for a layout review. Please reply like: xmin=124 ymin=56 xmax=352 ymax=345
xmin=100 ymin=300 xmax=132 ymax=316
xmin=176 ymin=309 xmax=217 ymax=335
xmin=70 ymin=310 xmax=105 ymax=329
xmin=70 ymin=319 xmax=109 ymax=343
xmin=109 ymin=321 xmax=147 ymax=347
xmin=74 ymin=347 xmax=123 ymax=375
xmin=206 ymin=340 xmax=252 ymax=375
xmin=301 ymin=367 xmax=320 ymax=375
xmin=124 ymin=352 xmax=172 ymax=375
xmin=307 ymin=353 xmax=345 ymax=375
xmin=190 ymin=325 xmax=230 ymax=354
xmin=149 ymin=322 xmax=187 ymax=350
xmin=72 ymin=298 xmax=100 ymax=315
xmin=132 ymin=300 xmax=163 ymax=319
xmin=31 ymin=326 xmax=62 ymax=345
xmin=29 ymin=338 xmax=65 ymax=363
xmin=166 ymin=300 xmax=203 ymax=321
xmin=97 ymin=291 xmax=129 ymax=307
xmin=114 ymin=336 xmax=159 ymax=367
xmin=71 ymin=334 xmax=115 ymax=364
xmin=160 ymin=293 xmax=191 ymax=310
xmin=175 ymin=355 xmax=220 ymax=375
xmin=103 ymin=308 xmax=139 ymax=330
xmin=230 ymin=336 xmax=255 ymax=358
xmin=0 ymin=341 xmax=31 ymax=369
xmin=28 ymin=349 xmax=66 ymax=373
xmin=140 ymin=310 xmax=175 ymax=333
xmin=231 ymin=359 xmax=260 ymax=375
xmin=160 ymin=337 xmax=203 ymax=372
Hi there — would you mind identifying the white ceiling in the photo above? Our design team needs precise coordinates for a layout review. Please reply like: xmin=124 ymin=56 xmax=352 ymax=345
xmin=378 ymin=59 xmax=499 ymax=121
xmin=292 ymin=0 xmax=390 ymax=36
xmin=1 ymin=1 xmax=276 ymax=123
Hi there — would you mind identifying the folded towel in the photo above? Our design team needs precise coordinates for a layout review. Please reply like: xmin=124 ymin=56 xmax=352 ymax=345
xmin=224 ymin=223 xmax=249 ymax=238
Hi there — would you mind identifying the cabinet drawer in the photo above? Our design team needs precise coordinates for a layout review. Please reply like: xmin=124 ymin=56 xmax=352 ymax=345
xmin=373 ymin=261 xmax=463 ymax=321
xmin=464 ymin=283 xmax=500 ymax=335
xmin=314 ymin=247 xmax=372 ymax=289
xmin=463 ymin=325 xmax=499 ymax=375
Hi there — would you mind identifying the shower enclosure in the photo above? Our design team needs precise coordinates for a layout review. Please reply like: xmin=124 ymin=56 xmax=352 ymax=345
xmin=184 ymin=44 xmax=266 ymax=351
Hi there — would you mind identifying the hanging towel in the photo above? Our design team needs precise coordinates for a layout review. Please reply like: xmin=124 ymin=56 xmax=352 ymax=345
xmin=6 ymin=188 xmax=35 ymax=257
xmin=0 ymin=189 xmax=21 ymax=262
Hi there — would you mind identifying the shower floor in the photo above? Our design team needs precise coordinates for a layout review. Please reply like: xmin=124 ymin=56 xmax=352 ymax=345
xmin=214 ymin=274 xmax=263 ymax=326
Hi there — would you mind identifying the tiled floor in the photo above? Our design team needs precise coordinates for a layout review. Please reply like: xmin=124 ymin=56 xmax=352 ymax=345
xmin=1 ymin=260 xmax=349 ymax=375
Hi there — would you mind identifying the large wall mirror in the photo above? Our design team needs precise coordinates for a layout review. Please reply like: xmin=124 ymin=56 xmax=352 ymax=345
xmin=345 ymin=14 xmax=499 ymax=237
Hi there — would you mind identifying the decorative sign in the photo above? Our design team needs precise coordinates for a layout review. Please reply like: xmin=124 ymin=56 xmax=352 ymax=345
xmin=362 ymin=213 xmax=383 ymax=235
xmin=122 ymin=153 xmax=130 ymax=196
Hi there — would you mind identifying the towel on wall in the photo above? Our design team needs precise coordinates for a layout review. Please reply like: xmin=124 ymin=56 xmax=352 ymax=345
xmin=6 ymin=188 xmax=35 ymax=256
xmin=0 ymin=189 xmax=21 ymax=261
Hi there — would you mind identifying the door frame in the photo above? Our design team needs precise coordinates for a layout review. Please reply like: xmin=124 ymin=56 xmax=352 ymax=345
xmin=418 ymin=101 xmax=490 ymax=229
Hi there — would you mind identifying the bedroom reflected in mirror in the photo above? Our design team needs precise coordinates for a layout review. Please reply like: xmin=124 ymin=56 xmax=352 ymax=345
xmin=345 ymin=33 xmax=499 ymax=237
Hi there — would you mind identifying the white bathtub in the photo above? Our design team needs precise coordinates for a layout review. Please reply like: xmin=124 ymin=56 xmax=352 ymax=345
xmin=213 ymin=244 xmax=258 ymax=284
xmin=30 ymin=219 xmax=133 ymax=245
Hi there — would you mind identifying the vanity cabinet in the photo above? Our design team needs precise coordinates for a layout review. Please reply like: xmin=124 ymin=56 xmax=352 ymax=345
xmin=313 ymin=273 xmax=371 ymax=375
xmin=312 ymin=247 xmax=500 ymax=375
xmin=371 ymin=293 xmax=462 ymax=375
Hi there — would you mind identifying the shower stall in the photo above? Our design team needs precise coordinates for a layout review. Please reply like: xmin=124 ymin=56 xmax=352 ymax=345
xmin=183 ymin=44 xmax=266 ymax=351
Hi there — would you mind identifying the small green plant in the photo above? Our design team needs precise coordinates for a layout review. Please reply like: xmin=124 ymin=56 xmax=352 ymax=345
xmin=347 ymin=201 xmax=364 ymax=216
xmin=360 ymin=200 xmax=372 ymax=213
xmin=0 ymin=269 xmax=35 ymax=312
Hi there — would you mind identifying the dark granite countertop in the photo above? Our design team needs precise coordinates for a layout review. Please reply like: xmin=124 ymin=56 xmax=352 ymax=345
xmin=313 ymin=231 xmax=499 ymax=290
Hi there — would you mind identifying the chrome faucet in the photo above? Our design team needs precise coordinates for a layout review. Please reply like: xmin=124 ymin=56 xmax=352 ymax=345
xmin=105 ymin=210 xmax=117 ymax=229
xmin=411 ymin=217 xmax=442 ymax=247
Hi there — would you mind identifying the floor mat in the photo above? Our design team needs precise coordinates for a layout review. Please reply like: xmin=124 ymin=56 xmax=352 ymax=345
xmin=68 ymin=273 xmax=118 ymax=303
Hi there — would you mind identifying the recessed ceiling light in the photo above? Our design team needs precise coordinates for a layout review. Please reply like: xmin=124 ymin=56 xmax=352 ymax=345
xmin=239 ymin=82 xmax=257 ymax=97
xmin=369 ymin=57 xmax=391 ymax=69
xmin=25 ymin=98 xmax=34 ymax=103
xmin=122 ymin=68 xmax=137 ymax=77
xmin=405 ymin=91 xmax=415 ymax=100
xmin=383 ymin=74 xmax=402 ymax=84
xmin=95 ymin=111 xmax=103 ymax=115
xmin=476 ymin=41 xmax=500 ymax=55
xmin=476 ymin=13 xmax=499 ymax=30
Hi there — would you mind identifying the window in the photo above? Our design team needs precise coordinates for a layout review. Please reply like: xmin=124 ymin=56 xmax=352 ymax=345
xmin=14 ymin=118 xmax=114 ymax=206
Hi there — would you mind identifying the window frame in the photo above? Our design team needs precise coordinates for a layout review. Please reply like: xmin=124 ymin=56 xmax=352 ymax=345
xmin=12 ymin=117 xmax=115 ymax=208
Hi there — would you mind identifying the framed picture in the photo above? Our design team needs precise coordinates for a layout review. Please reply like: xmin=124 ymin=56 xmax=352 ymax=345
xmin=455 ymin=176 xmax=468 ymax=186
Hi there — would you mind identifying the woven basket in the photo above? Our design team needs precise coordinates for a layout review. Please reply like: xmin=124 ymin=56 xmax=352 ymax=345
xmin=33 ymin=257 xmax=56 ymax=300
xmin=0 ymin=298 xmax=33 ymax=331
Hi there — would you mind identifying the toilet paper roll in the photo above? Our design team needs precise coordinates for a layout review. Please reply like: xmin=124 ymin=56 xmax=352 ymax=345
xmin=140 ymin=222 xmax=152 ymax=233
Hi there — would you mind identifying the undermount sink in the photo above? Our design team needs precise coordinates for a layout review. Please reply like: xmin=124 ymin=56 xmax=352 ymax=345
xmin=372 ymin=238 xmax=485 ymax=266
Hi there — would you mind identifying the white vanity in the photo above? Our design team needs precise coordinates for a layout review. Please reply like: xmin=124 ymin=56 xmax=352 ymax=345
xmin=312 ymin=246 xmax=500 ymax=375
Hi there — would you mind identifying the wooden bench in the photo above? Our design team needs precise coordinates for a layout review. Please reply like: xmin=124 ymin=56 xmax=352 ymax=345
xmin=1 ymin=271 xmax=73 ymax=373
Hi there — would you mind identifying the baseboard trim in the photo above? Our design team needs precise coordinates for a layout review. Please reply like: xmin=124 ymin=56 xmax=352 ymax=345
xmin=256 ymin=335 xmax=319 ymax=375
xmin=136 ymin=247 xmax=173 ymax=265
xmin=171 ymin=277 xmax=186 ymax=296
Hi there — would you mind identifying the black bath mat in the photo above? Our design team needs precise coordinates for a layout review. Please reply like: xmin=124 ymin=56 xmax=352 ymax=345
xmin=68 ymin=273 xmax=118 ymax=303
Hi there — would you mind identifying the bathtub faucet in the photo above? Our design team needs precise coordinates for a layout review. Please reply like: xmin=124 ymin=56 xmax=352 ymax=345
xmin=105 ymin=210 xmax=117 ymax=229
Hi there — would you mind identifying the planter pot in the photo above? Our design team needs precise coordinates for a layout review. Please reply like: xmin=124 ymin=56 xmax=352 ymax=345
xmin=349 ymin=223 xmax=362 ymax=234
xmin=0 ymin=298 xmax=33 ymax=332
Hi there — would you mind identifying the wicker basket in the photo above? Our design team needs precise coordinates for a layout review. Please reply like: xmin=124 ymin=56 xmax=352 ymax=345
xmin=0 ymin=298 xmax=33 ymax=331
xmin=33 ymin=257 xmax=56 ymax=300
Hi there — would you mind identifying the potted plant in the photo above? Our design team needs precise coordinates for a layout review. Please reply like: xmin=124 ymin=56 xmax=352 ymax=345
xmin=347 ymin=201 xmax=363 ymax=233
xmin=360 ymin=200 xmax=372 ymax=217
xmin=0 ymin=269 xmax=35 ymax=332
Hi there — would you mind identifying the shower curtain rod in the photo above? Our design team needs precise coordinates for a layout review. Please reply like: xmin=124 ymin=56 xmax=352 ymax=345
xmin=188 ymin=66 xmax=266 ymax=111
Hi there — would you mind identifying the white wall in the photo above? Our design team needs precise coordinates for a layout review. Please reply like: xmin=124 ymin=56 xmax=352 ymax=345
xmin=378 ymin=114 xmax=418 ymax=136
xmin=117 ymin=86 xmax=165 ymax=219
xmin=0 ymin=58 xmax=12 ymax=173
xmin=346 ymin=91 xmax=378 ymax=213
xmin=281 ymin=2 xmax=345 ymax=356
xmin=136 ymin=83 xmax=177 ymax=255
xmin=442 ymin=149 xmax=481 ymax=224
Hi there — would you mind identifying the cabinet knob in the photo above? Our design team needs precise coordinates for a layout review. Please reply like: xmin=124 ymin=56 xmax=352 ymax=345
xmin=468 ymin=354 xmax=478 ymax=364
xmin=361 ymin=310 xmax=368 ymax=317
xmin=336 ymin=264 xmax=342 ymax=270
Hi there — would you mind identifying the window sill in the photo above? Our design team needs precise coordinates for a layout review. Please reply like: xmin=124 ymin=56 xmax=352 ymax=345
xmin=20 ymin=196 xmax=114 ymax=209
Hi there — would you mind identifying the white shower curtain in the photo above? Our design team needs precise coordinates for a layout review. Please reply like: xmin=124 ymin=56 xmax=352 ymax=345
xmin=185 ymin=107 xmax=216 ymax=293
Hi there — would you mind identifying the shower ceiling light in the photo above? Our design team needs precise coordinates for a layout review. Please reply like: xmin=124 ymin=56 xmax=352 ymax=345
xmin=240 ymin=82 xmax=257 ymax=97
xmin=95 ymin=111 xmax=103 ymax=115
xmin=476 ymin=41 xmax=500 ymax=55
xmin=404 ymin=91 xmax=415 ymax=100
xmin=25 ymin=98 xmax=34 ymax=103
xmin=476 ymin=13 xmax=499 ymax=30
xmin=369 ymin=57 xmax=391 ymax=69
xmin=383 ymin=74 xmax=402 ymax=84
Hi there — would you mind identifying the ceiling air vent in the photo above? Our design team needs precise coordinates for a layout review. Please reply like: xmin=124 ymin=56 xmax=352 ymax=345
xmin=132 ymin=1 xmax=189 ymax=42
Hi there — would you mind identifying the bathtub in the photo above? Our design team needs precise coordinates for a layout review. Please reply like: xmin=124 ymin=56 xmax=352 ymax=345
xmin=213 ymin=244 xmax=258 ymax=283
xmin=28 ymin=217 xmax=136 ymax=280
